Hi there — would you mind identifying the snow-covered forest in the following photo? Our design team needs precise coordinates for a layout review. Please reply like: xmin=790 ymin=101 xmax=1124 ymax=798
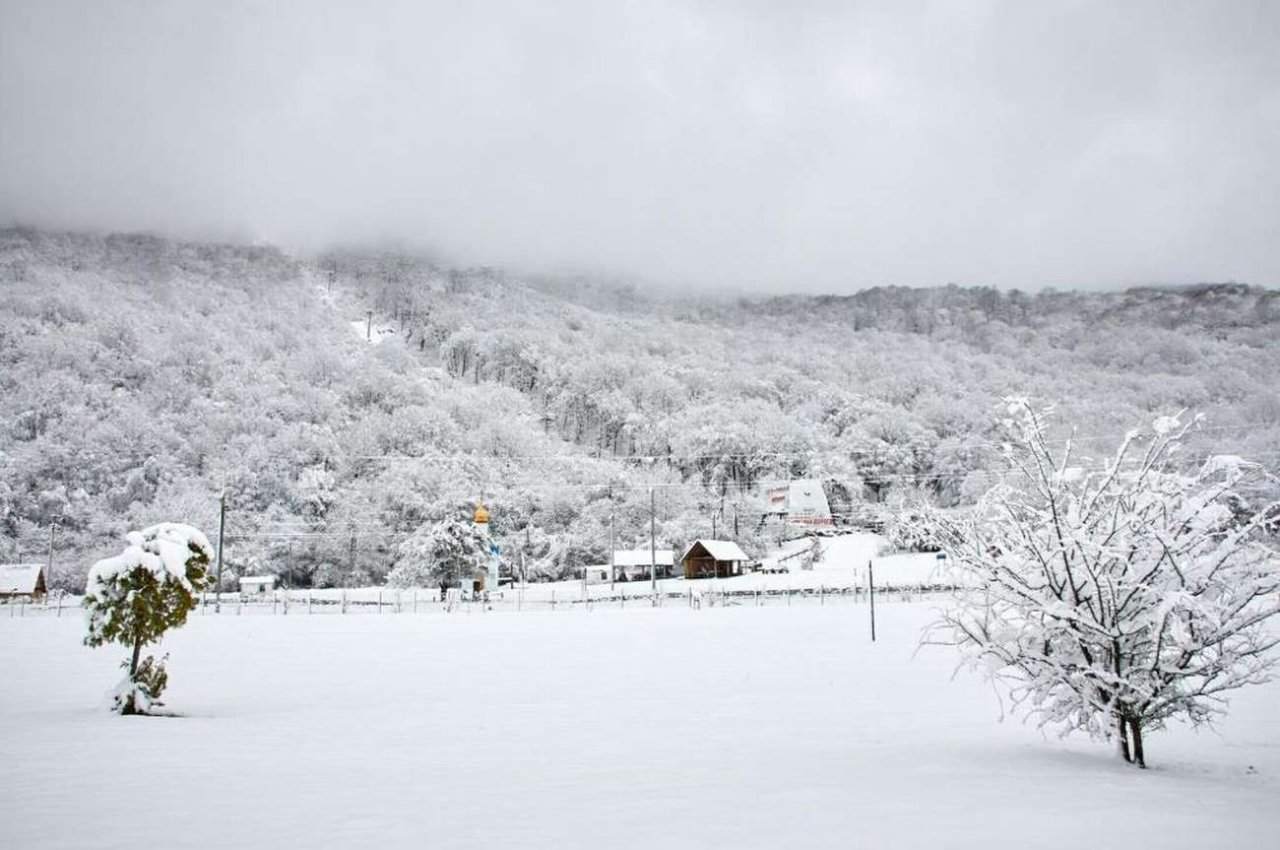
xmin=2 ymin=227 xmax=1278 ymax=589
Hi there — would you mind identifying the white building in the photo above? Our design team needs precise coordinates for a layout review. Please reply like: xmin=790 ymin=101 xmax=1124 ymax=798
xmin=239 ymin=575 xmax=277 ymax=595
xmin=579 ymin=564 xmax=612 ymax=584
xmin=766 ymin=479 xmax=834 ymax=527
xmin=610 ymin=549 xmax=676 ymax=581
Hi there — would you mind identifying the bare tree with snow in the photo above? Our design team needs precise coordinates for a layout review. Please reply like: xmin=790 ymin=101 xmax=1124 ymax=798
xmin=921 ymin=400 xmax=1280 ymax=767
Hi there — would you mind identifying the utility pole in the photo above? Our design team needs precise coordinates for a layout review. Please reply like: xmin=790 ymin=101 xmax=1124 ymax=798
xmin=215 ymin=491 xmax=226 ymax=613
xmin=366 ymin=310 xmax=373 ymax=341
xmin=649 ymin=488 xmax=657 ymax=594
xmin=47 ymin=516 xmax=60 ymax=594
xmin=733 ymin=503 xmax=739 ymax=537
xmin=348 ymin=529 xmax=358 ymax=581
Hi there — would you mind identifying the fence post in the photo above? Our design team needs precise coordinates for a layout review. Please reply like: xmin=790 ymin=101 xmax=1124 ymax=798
xmin=551 ymin=589 xmax=556 ymax=611
xmin=820 ymin=585 xmax=825 ymax=606
xmin=341 ymin=590 xmax=347 ymax=615
xmin=307 ymin=592 xmax=313 ymax=614
xmin=377 ymin=590 xmax=383 ymax=614
xmin=868 ymin=560 xmax=877 ymax=643
xmin=272 ymin=592 xmax=278 ymax=615
xmin=56 ymin=592 xmax=62 ymax=617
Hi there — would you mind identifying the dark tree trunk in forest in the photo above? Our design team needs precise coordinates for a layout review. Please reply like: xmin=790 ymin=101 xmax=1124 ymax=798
xmin=1117 ymin=715 xmax=1131 ymax=763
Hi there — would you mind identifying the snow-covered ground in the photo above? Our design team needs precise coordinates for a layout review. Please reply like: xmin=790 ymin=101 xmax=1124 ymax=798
xmin=2 ymin=603 xmax=1277 ymax=849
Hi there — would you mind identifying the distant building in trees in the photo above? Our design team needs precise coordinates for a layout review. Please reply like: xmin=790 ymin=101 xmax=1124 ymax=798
xmin=765 ymin=480 xmax=834 ymax=527
xmin=680 ymin=540 xmax=750 ymax=579
xmin=238 ymin=575 xmax=277 ymax=595
xmin=0 ymin=563 xmax=46 ymax=600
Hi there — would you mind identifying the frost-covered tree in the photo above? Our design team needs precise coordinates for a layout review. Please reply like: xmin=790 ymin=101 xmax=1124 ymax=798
xmin=385 ymin=514 xmax=490 ymax=589
xmin=84 ymin=523 xmax=213 ymax=715
xmin=921 ymin=401 xmax=1280 ymax=767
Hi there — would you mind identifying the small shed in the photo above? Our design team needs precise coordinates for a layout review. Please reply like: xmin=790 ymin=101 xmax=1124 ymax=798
xmin=0 ymin=563 xmax=47 ymax=600
xmin=680 ymin=540 xmax=750 ymax=580
xmin=239 ymin=575 xmax=277 ymax=595
xmin=579 ymin=564 xmax=612 ymax=584
xmin=611 ymin=549 xmax=676 ymax=581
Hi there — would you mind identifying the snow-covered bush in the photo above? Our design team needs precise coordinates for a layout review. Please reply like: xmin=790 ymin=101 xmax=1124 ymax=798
xmin=84 ymin=523 xmax=213 ymax=715
xmin=385 ymin=515 xmax=490 ymax=588
xmin=918 ymin=401 xmax=1280 ymax=768
xmin=885 ymin=512 xmax=942 ymax=552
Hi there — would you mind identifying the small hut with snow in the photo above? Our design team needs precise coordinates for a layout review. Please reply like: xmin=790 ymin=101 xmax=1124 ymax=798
xmin=680 ymin=541 xmax=749 ymax=580
xmin=238 ymin=575 xmax=277 ymax=595
xmin=0 ymin=563 xmax=47 ymax=600
xmin=611 ymin=549 xmax=676 ymax=581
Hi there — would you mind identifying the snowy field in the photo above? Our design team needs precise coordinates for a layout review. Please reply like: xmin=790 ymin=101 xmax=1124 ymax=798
xmin=2 ymin=603 xmax=1278 ymax=849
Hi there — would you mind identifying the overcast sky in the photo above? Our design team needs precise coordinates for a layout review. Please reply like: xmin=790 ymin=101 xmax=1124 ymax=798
xmin=1 ymin=1 xmax=1277 ymax=292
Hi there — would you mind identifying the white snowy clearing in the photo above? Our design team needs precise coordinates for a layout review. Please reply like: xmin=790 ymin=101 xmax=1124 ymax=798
xmin=2 ymin=602 xmax=1277 ymax=849
xmin=349 ymin=317 xmax=400 ymax=344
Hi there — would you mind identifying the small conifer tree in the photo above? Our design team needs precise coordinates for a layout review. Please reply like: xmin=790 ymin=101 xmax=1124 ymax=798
xmin=84 ymin=523 xmax=213 ymax=715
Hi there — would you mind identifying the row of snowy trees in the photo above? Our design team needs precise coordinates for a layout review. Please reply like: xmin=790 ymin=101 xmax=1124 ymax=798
xmin=4 ymin=229 xmax=1279 ymax=590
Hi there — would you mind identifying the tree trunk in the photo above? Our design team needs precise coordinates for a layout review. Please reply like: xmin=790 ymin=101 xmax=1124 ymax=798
xmin=122 ymin=636 xmax=143 ymax=716
xmin=1116 ymin=714 xmax=1131 ymax=763
xmin=1129 ymin=718 xmax=1146 ymax=769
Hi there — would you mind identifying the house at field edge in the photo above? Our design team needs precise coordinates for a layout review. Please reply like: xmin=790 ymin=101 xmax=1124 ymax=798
xmin=0 ymin=563 xmax=47 ymax=600
xmin=578 ymin=564 xmax=612 ymax=584
xmin=611 ymin=549 xmax=676 ymax=581
xmin=765 ymin=480 xmax=834 ymax=527
xmin=680 ymin=540 xmax=750 ymax=579
xmin=239 ymin=575 xmax=277 ymax=595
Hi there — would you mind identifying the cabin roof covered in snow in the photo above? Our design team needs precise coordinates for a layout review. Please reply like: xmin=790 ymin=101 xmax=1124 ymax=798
xmin=681 ymin=540 xmax=749 ymax=563
xmin=0 ymin=563 xmax=44 ymax=593
xmin=239 ymin=575 xmax=276 ymax=584
xmin=612 ymin=549 xmax=675 ymax=567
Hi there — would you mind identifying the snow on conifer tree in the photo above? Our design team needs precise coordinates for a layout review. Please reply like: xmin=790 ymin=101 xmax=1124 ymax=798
xmin=386 ymin=514 xmax=491 ymax=589
xmin=920 ymin=400 xmax=1280 ymax=767
xmin=84 ymin=523 xmax=213 ymax=715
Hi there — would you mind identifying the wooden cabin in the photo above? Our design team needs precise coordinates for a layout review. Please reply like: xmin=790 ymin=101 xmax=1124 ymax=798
xmin=0 ymin=563 xmax=47 ymax=600
xmin=680 ymin=540 xmax=749 ymax=580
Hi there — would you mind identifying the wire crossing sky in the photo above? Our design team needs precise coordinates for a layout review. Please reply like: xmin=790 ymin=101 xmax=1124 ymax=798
xmin=2 ymin=0 xmax=1277 ymax=292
